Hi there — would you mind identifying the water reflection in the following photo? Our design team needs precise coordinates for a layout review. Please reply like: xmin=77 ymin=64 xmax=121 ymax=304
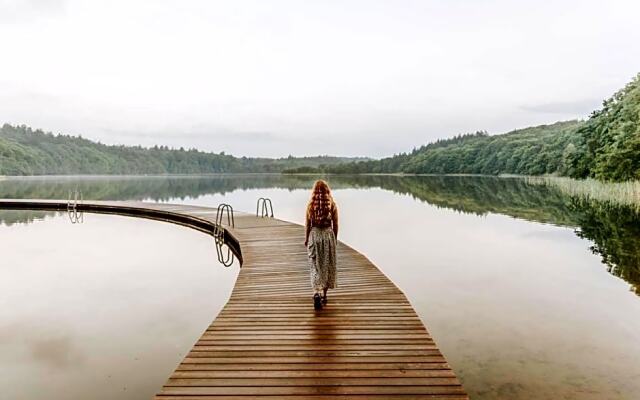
xmin=2 ymin=175 xmax=638 ymax=294
xmin=0 ymin=209 xmax=53 ymax=226
xmin=0 ymin=211 xmax=238 ymax=400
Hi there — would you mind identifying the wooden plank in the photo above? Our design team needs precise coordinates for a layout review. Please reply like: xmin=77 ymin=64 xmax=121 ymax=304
xmin=156 ymin=396 xmax=469 ymax=400
xmin=157 ymin=386 xmax=468 ymax=395
xmin=175 ymin=362 xmax=455 ymax=371
xmin=170 ymin=370 xmax=457 ymax=378
xmin=164 ymin=377 xmax=462 ymax=386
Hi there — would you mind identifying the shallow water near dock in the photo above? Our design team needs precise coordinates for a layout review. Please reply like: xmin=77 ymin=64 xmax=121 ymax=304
xmin=1 ymin=174 xmax=639 ymax=399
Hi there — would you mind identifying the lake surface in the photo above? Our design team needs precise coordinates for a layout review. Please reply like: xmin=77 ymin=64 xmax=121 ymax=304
xmin=0 ymin=210 xmax=238 ymax=400
xmin=1 ymin=174 xmax=639 ymax=399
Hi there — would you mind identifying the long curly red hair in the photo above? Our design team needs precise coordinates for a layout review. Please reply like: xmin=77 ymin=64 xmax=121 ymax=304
xmin=306 ymin=180 xmax=335 ymax=226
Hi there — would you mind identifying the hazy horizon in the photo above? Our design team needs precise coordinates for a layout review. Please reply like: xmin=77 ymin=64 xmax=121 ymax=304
xmin=1 ymin=0 xmax=639 ymax=158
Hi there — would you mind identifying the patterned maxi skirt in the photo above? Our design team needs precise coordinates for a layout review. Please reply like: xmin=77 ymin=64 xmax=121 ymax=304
xmin=307 ymin=226 xmax=337 ymax=292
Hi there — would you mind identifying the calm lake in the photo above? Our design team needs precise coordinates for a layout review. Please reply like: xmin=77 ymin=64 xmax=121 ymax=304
xmin=1 ymin=174 xmax=639 ymax=399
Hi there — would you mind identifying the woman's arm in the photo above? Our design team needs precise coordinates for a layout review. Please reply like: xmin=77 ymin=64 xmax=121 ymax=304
xmin=332 ymin=204 xmax=339 ymax=239
xmin=304 ymin=212 xmax=311 ymax=246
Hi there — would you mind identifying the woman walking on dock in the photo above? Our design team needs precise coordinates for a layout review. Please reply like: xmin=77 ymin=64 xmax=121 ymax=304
xmin=304 ymin=180 xmax=338 ymax=310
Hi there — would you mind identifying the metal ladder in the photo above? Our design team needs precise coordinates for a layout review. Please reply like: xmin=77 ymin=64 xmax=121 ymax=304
xmin=256 ymin=197 xmax=274 ymax=218
xmin=214 ymin=203 xmax=235 ymax=267
xmin=67 ymin=189 xmax=84 ymax=224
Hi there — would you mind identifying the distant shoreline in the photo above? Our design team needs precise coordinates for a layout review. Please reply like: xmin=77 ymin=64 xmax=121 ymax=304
xmin=0 ymin=172 xmax=284 ymax=179
xmin=0 ymin=172 xmax=623 ymax=179
xmin=0 ymin=172 xmax=546 ymax=180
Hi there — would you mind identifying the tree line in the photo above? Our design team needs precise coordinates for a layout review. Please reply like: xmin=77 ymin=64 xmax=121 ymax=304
xmin=0 ymin=124 xmax=366 ymax=175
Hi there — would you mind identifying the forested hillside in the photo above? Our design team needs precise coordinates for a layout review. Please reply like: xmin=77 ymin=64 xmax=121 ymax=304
xmin=0 ymin=124 xmax=365 ymax=175
xmin=321 ymin=73 xmax=640 ymax=182
xmin=319 ymin=121 xmax=583 ymax=176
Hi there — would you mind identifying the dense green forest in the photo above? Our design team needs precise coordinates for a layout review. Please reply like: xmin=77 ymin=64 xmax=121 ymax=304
xmin=313 ymin=120 xmax=584 ymax=176
xmin=0 ymin=124 xmax=366 ymax=175
xmin=313 ymin=73 xmax=640 ymax=182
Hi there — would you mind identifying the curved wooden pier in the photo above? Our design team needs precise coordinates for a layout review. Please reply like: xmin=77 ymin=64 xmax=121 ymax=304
xmin=0 ymin=199 xmax=468 ymax=399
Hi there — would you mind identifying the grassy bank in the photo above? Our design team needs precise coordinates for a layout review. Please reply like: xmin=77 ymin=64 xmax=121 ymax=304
xmin=527 ymin=176 xmax=640 ymax=211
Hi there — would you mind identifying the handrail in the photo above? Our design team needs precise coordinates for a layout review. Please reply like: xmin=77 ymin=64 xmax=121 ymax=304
xmin=256 ymin=197 xmax=274 ymax=218
xmin=216 ymin=203 xmax=235 ymax=227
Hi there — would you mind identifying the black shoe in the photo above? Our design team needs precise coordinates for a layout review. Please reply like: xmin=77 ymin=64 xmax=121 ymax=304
xmin=313 ymin=293 xmax=323 ymax=310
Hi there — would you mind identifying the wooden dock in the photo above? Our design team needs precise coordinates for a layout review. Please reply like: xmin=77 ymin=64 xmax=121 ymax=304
xmin=0 ymin=199 xmax=468 ymax=399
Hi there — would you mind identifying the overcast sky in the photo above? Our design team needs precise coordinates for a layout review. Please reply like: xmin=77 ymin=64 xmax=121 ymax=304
xmin=1 ymin=0 xmax=639 ymax=158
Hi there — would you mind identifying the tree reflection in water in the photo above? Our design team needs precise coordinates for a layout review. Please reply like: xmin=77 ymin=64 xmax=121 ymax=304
xmin=1 ymin=174 xmax=638 ymax=294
